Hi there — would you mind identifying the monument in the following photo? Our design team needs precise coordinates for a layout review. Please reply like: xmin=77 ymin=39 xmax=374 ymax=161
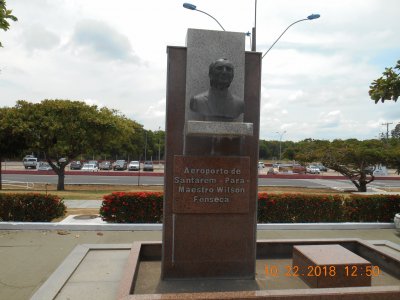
xmin=30 ymin=28 xmax=400 ymax=300
xmin=162 ymin=28 xmax=261 ymax=279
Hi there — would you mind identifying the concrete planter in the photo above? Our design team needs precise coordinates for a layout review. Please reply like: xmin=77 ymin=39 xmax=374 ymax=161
xmin=395 ymin=213 xmax=400 ymax=232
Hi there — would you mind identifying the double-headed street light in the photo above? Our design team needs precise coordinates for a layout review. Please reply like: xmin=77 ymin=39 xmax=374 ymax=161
xmin=182 ymin=2 xmax=320 ymax=56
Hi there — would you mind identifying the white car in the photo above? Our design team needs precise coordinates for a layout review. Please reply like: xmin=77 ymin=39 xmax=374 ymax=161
xmin=37 ymin=162 xmax=52 ymax=171
xmin=81 ymin=163 xmax=98 ymax=172
xmin=306 ymin=165 xmax=320 ymax=174
xmin=128 ymin=161 xmax=140 ymax=171
xmin=258 ymin=162 xmax=265 ymax=169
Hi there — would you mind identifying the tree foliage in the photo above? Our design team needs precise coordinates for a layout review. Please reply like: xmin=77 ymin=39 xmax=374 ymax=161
xmin=0 ymin=0 xmax=18 ymax=47
xmin=391 ymin=123 xmax=400 ymax=139
xmin=0 ymin=107 xmax=28 ymax=189
xmin=13 ymin=99 xmax=142 ymax=190
xmin=369 ymin=59 xmax=400 ymax=103
xmin=295 ymin=139 xmax=396 ymax=192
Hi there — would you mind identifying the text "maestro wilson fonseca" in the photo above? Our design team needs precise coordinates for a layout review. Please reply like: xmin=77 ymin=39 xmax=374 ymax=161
xmin=174 ymin=167 xmax=248 ymax=203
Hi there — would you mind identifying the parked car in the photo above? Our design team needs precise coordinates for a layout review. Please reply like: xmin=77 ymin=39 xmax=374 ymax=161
xmin=99 ymin=161 xmax=112 ymax=170
xmin=81 ymin=163 xmax=98 ymax=172
xmin=314 ymin=163 xmax=327 ymax=172
xmin=88 ymin=160 xmax=99 ymax=168
xmin=258 ymin=161 xmax=265 ymax=169
xmin=23 ymin=155 xmax=38 ymax=169
xmin=113 ymin=160 xmax=127 ymax=171
xmin=143 ymin=161 xmax=154 ymax=171
xmin=306 ymin=165 xmax=321 ymax=174
xmin=70 ymin=161 xmax=83 ymax=170
xmin=37 ymin=162 xmax=52 ymax=171
xmin=128 ymin=161 xmax=140 ymax=171
xmin=292 ymin=164 xmax=306 ymax=174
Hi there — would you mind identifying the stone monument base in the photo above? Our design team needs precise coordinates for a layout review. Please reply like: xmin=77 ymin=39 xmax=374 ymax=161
xmin=292 ymin=244 xmax=372 ymax=288
xmin=32 ymin=239 xmax=400 ymax=300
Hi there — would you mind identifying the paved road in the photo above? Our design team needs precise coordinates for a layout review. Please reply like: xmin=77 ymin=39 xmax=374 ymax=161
xmin=3 ymin=173 xmax=400 ymax=190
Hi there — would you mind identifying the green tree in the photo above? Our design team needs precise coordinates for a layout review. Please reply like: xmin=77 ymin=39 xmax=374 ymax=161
xmin=369 ymin=60 xmax=400 ymax=103
xmin=391 ymin=123 xmax=400 ymax=139
xmin=296 ymin=139 xmax=394 ymax=192
xmin=0 ymin=107 xmax=28 ymax=189
xmin=14 ymin=99 xmax=140 ymax=190
xmin=387 ymin=138 xmax=400 ymax=175
xmin=0 ymin=0 xmax=17 ymax=47
xmin=103 ymin=119 xmax=144 ymax=161
xmin=258 ymin=140 xmax=270 ymax=159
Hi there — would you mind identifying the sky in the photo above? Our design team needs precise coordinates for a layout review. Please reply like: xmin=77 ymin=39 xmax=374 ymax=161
xmin=0 ymin=0 xmax=399 ymax=142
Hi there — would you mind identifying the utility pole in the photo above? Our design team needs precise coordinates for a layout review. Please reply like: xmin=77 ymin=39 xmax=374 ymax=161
xmin=381 ymin=122 xmax=393 ymax=140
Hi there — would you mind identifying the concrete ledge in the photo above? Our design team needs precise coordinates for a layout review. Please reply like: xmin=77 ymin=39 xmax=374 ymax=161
xmin=186 ymin=120 xmax=253 ymax=137
xmin=31 ymin=239 xmax=400 ymax=300
xmin=31 ymin=243 xmax=133 ymax=300
xmin=257 ymin=222 xmax=395 ymax=230
xmin=0 ymin=221 xmax=394 ymax=231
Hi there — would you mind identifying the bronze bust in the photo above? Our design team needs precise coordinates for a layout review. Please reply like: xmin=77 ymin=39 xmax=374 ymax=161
xmin=190 ymin=58 xmax=244 ymax=122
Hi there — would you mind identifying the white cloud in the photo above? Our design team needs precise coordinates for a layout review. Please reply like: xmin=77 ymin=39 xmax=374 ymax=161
xmin=21 ymin=24 xmax=60 ymax=51
xmin=69 ymin=19 xmax=142 ymax=64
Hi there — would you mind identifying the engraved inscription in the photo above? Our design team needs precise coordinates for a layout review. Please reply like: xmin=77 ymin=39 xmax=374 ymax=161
xmin=173 ymin=156 xmax=250 ymax=213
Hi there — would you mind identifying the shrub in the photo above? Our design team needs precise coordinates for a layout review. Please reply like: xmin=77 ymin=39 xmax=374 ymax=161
xmin=258 ymin=193 xmax=344 ymax=223
xmin=344 ymin=194 xmax=400 ymax=222
xmin=0 ymin=193 xmax=66 ymax=222
xmin=99 ymin=192 xmax=400 ymax=224
xmin=100 ymin=192 xmax=163 ymax=223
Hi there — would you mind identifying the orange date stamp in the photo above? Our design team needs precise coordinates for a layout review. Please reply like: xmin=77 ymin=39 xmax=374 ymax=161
xmin=265 ymin=265 xmax=382 ymax=277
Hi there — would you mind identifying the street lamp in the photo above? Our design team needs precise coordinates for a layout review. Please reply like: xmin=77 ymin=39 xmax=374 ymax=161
xmin=276 ymin=131 xmax=286 ymax=161
xmin=262 ymin=14 xmax=320 ymax=59
xmin=183 ymin=3 xmax=225 ymax=31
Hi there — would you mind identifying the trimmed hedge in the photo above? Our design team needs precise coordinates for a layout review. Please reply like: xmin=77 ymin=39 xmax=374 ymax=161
xmin=100 ymin=192 xmax=163 ymax=223
xmin=100 ymin=192 xmax=400 ymax=223
xmin=258 ymin=193 xmax=344 ymax=223
xmin=0 ymin=193 xmax=66 ymax=222
xmin=343 ymin=194 xmax=400 ymax=222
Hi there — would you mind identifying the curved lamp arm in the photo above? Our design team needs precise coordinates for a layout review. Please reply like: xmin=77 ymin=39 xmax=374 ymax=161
xmin=183 ymin=3 xmax=225 ymax=31
xmin=262 ymin=14 xmax=320 ymax=59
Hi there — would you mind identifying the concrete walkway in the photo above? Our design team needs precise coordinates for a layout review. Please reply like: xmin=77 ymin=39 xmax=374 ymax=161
xmin=64 ymin=199 xmax=103 ymax=209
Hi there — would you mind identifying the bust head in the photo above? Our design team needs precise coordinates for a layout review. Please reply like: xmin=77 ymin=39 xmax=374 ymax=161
xmin=209 ymin=58 xmax=234 ymax=90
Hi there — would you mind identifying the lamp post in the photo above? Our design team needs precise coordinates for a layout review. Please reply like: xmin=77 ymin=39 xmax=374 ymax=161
xmin=276 ymin=131 xmax=286 ymax=161
xmin=262 ymin=14 xmax=320 ymax=59
xmin=183 ymin=3 xmax=225 ymax=31
xmin=144 ymin=131 xmax=148 ymax=162
xmin=158 ymin=126 xmax=161 ymax=167
xmin=252 ymin=0 xmax=257 ymax=51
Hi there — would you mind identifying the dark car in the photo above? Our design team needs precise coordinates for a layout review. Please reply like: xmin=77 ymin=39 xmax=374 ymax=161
xmin=99 ymin=161 xmax=112 ymax=170
xmin=70 ymin=161 xmax=82 ymax=170
xmin=143 ymin=161 xmax=154 ymax=171
xmin=113 ymin=160 xmax=127 ymax=170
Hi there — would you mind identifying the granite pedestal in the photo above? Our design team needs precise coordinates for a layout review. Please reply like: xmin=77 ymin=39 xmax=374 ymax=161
xmin=293 ymin=244 xmax=372 ymax=288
